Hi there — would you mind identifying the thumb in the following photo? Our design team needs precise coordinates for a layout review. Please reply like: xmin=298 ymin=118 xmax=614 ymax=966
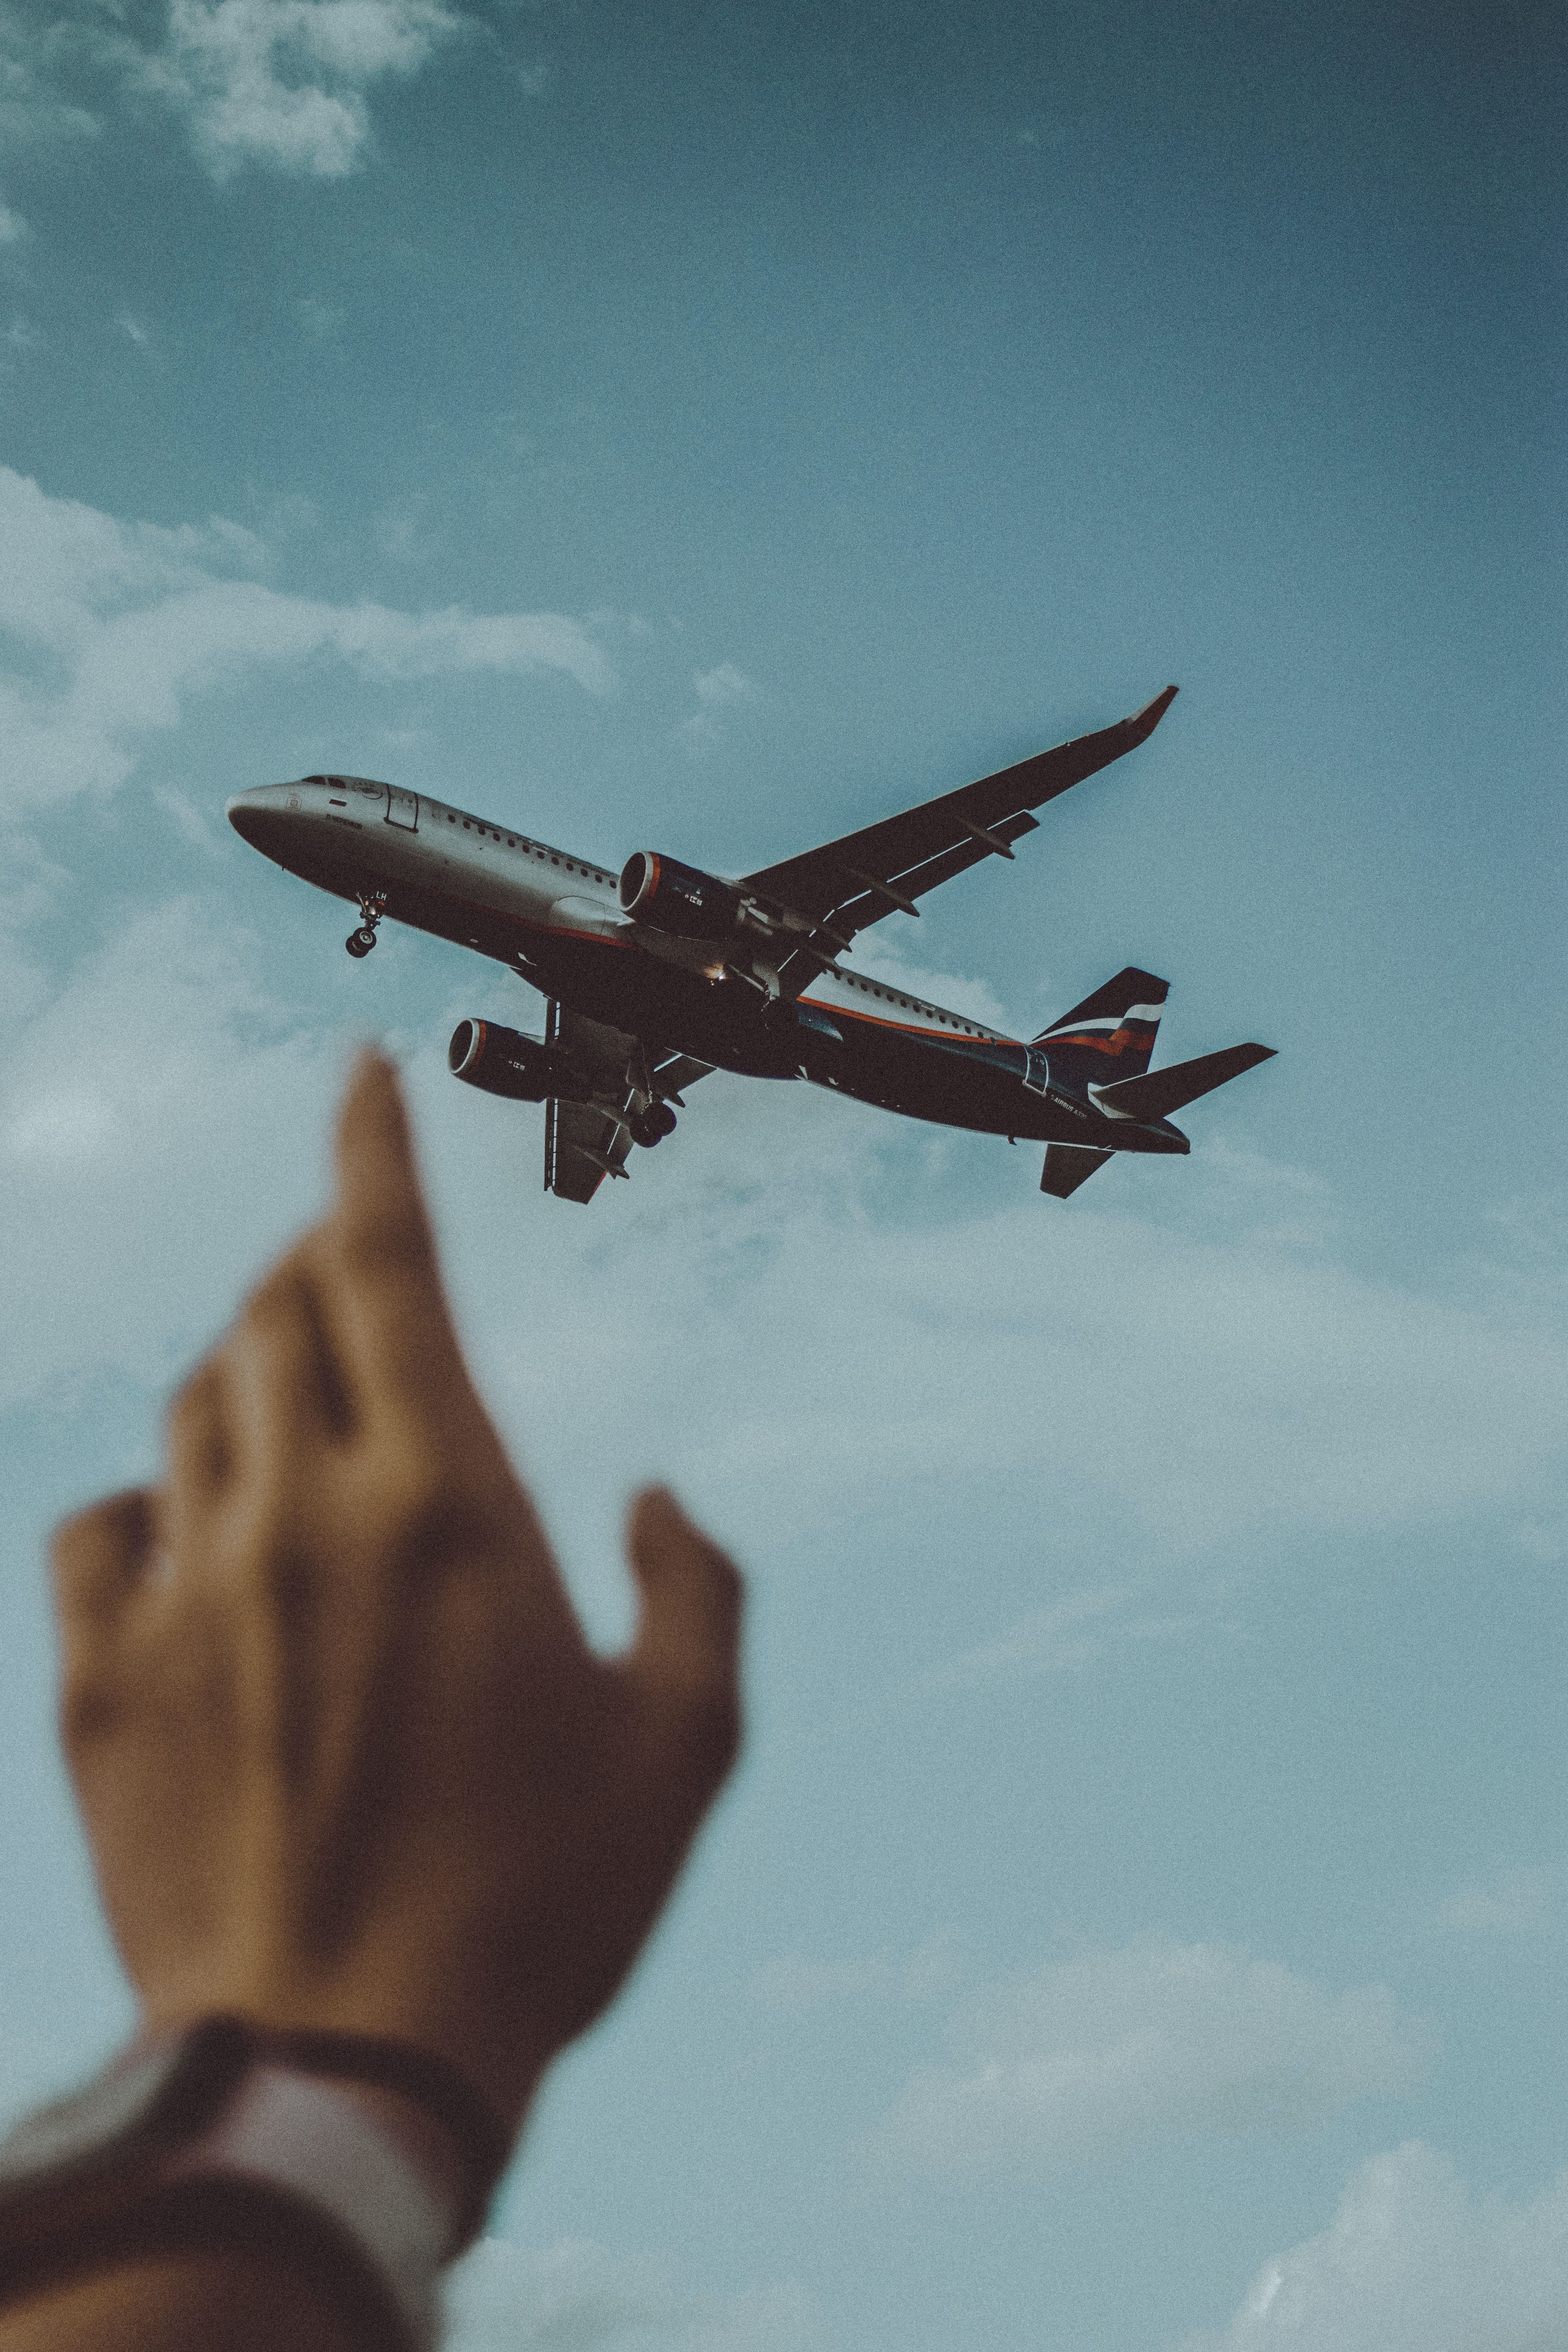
xmin=623 ymin=1488 xmax=743 ymax=1784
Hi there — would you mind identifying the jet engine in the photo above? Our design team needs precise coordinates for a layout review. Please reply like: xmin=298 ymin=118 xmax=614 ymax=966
xmin=448 ymin=1020 xmax=591 ymax=1103
xmin=617 ymin=852 xmax=744 ymax=940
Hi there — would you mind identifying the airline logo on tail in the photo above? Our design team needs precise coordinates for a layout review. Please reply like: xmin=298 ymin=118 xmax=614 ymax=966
xmin=1034 ymin=966 xmax=1169 ymax=1085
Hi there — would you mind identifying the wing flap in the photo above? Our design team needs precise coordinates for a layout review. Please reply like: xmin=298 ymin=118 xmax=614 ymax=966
xmin=546 ymin=1096 xmax=633 ymax=1203
xmin=538 ymin=1003 xmax=711 ymax=1201
xmin=543 ymin=999 xmax=637 ymax=1204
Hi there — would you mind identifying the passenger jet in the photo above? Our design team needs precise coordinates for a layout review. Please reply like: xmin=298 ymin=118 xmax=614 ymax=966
xmin=227 ymin=684 xmax=1273 ymax=1204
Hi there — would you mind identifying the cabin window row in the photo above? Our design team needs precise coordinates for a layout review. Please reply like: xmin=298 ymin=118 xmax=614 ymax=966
xmin=439 ymin=810 xmax=602 ymax=881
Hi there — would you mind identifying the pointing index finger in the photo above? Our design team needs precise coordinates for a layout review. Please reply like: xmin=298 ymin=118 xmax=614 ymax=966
xmin=322 ymin=1049 xmax=466 ymax=1412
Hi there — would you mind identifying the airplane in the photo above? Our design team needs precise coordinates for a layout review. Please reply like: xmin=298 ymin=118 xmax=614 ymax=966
xmin=226 ymin=683 xmax=1274 ymax=1204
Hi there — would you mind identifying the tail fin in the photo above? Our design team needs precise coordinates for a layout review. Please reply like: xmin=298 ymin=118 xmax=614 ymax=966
xmin=1034 ymin=967 xmax=1168 ymax=1088
xmin=1040 ymin=1143 xmax=1112 ymax=1198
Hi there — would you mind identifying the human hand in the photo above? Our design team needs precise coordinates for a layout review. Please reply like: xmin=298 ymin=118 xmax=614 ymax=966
xmin=51 ymin=1053 xmax=742 ymax=2138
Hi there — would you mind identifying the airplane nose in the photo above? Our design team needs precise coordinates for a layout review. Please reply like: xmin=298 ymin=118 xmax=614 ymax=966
xmin=226 ymin=796 xmax=264 ymax=848
xmin=227 ymin=787 xmax=296 ymax=853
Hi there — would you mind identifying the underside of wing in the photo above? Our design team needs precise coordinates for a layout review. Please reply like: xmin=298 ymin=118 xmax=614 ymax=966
xmin=740 ymin=686 xmax=1177 ymax=989
xmin=546 ymin=1095 xmax=634 ymax=1202
xmin=649 ymin=1050 xmax=713 ymax=1104
xmin=542 ymin=1003 xmax=711 ymax=1202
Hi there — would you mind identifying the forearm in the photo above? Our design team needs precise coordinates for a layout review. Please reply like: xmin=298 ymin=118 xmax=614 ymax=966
xmin=0 ymin=2252 xmax=360 ymax=2352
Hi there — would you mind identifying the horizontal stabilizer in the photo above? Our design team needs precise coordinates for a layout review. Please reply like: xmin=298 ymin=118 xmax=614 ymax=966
xmin=1092 ymin=1042 xmax=1275 ymax=1124
xmin=1041 ymin=1143 xmax=1112 ymax=1199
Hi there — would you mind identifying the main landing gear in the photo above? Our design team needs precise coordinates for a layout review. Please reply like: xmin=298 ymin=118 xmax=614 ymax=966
xmin=628 ymin=1101 xmax=678 ymax=1149
xmin=345 ymin=890 xmax=387 ymax=959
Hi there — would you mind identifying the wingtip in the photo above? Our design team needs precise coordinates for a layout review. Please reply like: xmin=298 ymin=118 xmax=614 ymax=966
xmin=1132 ymin=683 xmax=1179 ymax=734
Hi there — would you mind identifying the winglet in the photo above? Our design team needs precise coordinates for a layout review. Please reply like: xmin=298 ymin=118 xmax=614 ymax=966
xmin=1127 ymin=684 xmax=1178 ymax=742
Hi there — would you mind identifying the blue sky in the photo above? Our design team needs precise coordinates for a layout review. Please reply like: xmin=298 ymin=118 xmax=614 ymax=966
xmin=1 ymin=3 xmax=1565 ymax=2345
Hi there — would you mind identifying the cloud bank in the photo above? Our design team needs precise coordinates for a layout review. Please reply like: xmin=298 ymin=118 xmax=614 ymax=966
xmin=867 ymin=1940 xmax=1429 ymax=2179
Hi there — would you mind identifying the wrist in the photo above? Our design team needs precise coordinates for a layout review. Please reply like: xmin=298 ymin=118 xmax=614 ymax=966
xmin=0 ymin=2018 xmax=517 ymax=2352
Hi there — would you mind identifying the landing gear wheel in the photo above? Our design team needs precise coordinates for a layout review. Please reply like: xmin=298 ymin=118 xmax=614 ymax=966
xmin=629 ymin=1101 xmax=678 ymax=1148
xmin=345 ymin=887 xmax=387 ymax=960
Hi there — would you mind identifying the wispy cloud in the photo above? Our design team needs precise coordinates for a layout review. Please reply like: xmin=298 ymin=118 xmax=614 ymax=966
xmin=926 ymin=1584 xmax=1194 ymax=1690
xmin=693 ymin=662 xmax=759 ymax=709
xmin=866 ymin=1939 xmax=1431 ymax=2180
xmin=0 ymin=466 xmax=613 ymax=814
xmin=443 ymin=2237 xmax=823 ymax=2352
xmin=0 ymin=13 xmax=100 ymax=150
xmin=1437 ymin=1865 xmax=1556 ymax=1936
xmin=1183 ymin=2141 xmax=1568 ymax=2352
xmin=679 ymin=661 xmax=761 ymax=752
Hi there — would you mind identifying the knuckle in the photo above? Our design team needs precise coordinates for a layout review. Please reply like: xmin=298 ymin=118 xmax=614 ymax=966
xmin=241 ymin=1261 xmax=311 ymax=1330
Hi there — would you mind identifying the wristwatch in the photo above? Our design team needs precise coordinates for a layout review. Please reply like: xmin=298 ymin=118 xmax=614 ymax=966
xmin=0 ymin=2016 xmax=512 ymax=2351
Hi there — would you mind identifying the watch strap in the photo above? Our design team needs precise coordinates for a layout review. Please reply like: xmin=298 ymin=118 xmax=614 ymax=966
xmin=251 ymin=2025 xmax=510 ymax=2252
xmin=0 ymin=2022 xmax=502 ymax=2351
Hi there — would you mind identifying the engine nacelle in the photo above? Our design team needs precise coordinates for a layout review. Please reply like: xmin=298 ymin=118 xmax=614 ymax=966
xmin=448 ymin=1020 xmax=590 ymax=1103
xmin=617 ymin=851 xmax=744 ymax=940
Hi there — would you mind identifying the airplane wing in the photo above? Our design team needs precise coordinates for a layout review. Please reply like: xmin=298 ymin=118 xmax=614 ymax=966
xmin=543 ymin=1003 xmax=712 ymax=1202
xmin=545 ymin=1093 xmax=633 ymax=1203
xmin=741 ymin=686 xmax=1177 ymax=991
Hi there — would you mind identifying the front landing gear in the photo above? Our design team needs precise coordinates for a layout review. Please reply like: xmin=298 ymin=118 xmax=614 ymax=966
xmin=345 ymin=889 xmax=387 ymax=959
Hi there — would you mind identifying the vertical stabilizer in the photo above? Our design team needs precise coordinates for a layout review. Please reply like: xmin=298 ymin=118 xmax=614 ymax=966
xmin=1033 ymin=967 xmax=1168 ymax=1089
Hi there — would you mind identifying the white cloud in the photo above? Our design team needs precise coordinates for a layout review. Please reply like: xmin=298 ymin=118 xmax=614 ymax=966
xmin=929 ymin=1584 xmax=1196 ymax=1688
xmin=151 ymin=781 xmax=220 ymax=850
xmin=0 ymin=200 xmax=26 ymax=241
xmin=0 ymin=900 xmax=347 ymax=1410
xmin=679 ymin=662 xmax=762 ymax=753
xmin=866 ymin=1940 xmax=1430 ymax=2178
xmin=123 ymin=0 xmax=469 ymax=179
xmin=0 ymin=466 xmax=613 ymax=815
xmin=443 ymin=2238 xmax=822 ymax=2352
xmin=1184 ymin=2141 xmax=1568 ymax=2352
xmin=1437 ymin=1866 xmax=1555 ymax=1936
xmin=693 ymin=663 xmax=760 ymax=708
